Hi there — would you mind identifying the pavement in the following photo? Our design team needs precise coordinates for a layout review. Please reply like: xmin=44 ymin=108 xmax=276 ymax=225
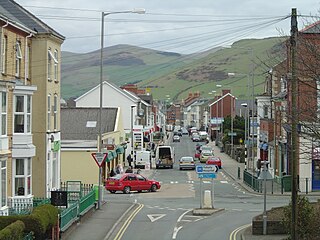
xmin=63 ymin=138 xmax=292 ymax=240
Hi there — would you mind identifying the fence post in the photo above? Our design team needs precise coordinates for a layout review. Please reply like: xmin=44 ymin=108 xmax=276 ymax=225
xmin=281 ymin=177 xmax=284 ymax=194
xmin=238 ymin=167 xmax=241 ymax=179
xmin=271 ymin=180 xmax=274 ymax=194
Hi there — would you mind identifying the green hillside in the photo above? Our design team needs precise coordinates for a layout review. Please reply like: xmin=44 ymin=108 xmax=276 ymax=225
xmin=61 ymin=38 xmax=286 ymax=101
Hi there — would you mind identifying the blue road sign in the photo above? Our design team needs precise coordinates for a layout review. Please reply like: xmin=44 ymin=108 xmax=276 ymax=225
xmin=198 ymin=173 xmax=216 ymax=179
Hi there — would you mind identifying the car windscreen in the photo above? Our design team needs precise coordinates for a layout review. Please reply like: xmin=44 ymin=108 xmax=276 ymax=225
xmin=181 ymin=157 xmax=193 ymax=162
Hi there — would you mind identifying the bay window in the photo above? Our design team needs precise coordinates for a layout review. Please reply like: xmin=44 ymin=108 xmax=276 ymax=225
xmin=13 ymin=158 xmax=31 ymax=196
xmin=14 ymin=95 xmax=31 ymax=133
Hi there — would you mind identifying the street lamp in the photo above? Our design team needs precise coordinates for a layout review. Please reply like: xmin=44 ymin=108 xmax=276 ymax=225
xmin=241 ymin=103 xmax=248 ymax=170
xmin=216 ymin=85 xmax=222 ymax=146
xmin=98 ymin=8 xmax=145 ymax=210
xmin=131 ymin=105 xmax=136 ymax=163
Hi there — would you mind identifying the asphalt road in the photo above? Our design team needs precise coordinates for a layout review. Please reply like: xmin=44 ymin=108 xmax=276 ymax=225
xmin=106 ymin=135 xmax=293 ymax=240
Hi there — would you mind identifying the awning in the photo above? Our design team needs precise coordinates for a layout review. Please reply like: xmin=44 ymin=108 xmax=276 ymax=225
xmin=106 ymin=150 xmax=117 ymax=162
xmin=116 ymin=145 xmax=125 ymax=154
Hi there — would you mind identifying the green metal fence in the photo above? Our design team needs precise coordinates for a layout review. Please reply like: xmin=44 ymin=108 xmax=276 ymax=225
xmin=243 ymin=169 xmax=261 ymax=192
xmin=79 ymin=189 xmax=95 ymax=216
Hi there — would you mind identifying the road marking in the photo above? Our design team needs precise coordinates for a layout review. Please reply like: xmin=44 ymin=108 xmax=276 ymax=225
xmin=229 ymin=223 xmax=251 ymax=240
xmin=113 ymin=203 xmax=144 ymax=240
xmin=177 ymin=209 xmax=192 ymax=222
xmin=147 ymin=214 xmax=166 ymax=222
xmin=220 ymin=180 xmax=228 ymax=184
xmin=172 ymin=226 xmax=183 ymax=239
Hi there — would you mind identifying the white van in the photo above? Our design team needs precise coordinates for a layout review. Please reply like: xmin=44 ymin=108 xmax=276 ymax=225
xmin=155 ymin=146 xmax=174 ymax=169
xmin=135 ymin=150 xmax=151 ymax=169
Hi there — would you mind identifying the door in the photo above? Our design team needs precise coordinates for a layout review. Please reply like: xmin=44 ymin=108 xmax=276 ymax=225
xmin=127 ymin=175 xmax=139 ymax=191
xmin=312 ymin=160 xmax=320 ymax=190
xmin=136 ymin=174 xmax=149 ymax=191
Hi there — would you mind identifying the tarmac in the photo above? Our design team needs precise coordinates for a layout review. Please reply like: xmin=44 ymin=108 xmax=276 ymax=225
xmin=63 ymin=139 xmax=292 ymax=240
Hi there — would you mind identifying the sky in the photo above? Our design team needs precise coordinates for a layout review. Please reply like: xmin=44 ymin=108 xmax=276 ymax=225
xmin=17 ymin=0 xmax=320 ymax=54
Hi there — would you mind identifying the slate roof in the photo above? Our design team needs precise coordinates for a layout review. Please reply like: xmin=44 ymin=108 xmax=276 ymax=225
xmin=61 ymin=107 xmax=118 ymax=140
xmin=0 ymin=0 xmax=65 ymax=39
xmin=300 ymin=20 xmax=320 ymax=34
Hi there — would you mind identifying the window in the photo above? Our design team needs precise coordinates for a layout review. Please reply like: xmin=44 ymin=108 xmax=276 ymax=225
xmin=48 ymin=49 xmax=52 ymax=80
xmin=280 ymin=77 xmax=287 ymax=93
xmin=15 ymin=41 xmax=22 ymax=77
xmin=0 ymin=160 xmax=6 ymax=207
xmin=263 ymin=105 xmax=268 ymax=118
xmin=53 ymin=94 xmax=57 ymax=130
xmin=1 ymin=36 xmax=7 ymax=74
xmin=14 ymin=95 xmax=31 ymax=133
xmin=47 ymin=94 xmax=51 ymax=130
xmin=1 ymin=92 xmax=6 ymax=136
xmin=52 ymin=152 xmax=58 ymax=189
xmin=13 ymin=158 xmax=31 ymax=196
xmin=54 ymin=50 xmax=58 ymax=82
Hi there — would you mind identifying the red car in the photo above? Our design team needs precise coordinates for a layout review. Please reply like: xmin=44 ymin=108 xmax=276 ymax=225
xmin=105 ymin=173 xmax=161 ymax=194
xmin=206 ymin=156 xmax=222 ymax=169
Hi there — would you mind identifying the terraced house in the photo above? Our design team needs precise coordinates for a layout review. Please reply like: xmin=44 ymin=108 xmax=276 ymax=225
xmin=0 ymin=0 xmax=65 ymax=214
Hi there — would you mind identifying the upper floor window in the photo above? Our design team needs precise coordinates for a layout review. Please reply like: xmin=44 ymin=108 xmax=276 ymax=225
xmin=48 ymin=49 xmax=58 ymax=81
xmin=54 ymin=50 xmax=58 ymax=82
xmin=54 ymin=94 xmax=58 ymax=130
xmin=1 ymin=36 xmax=7 ymax=74
xmin=15 ymin=41 xmax=22 ymax=77
xmin=263 ymin=105 xmax=269 ymax=118
xmin=14 ymin=95 xmax=31 ymax=133
xmin=280 ymin=77 xmax=287 ymax=93
xmin=1 ymin=92 xmax=7 ymax=136
xmin=47 ymin=94 xmax=51 ymax=131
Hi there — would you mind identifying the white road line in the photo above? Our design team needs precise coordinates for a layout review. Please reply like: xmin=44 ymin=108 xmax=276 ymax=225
xmin=220 ymin=181 xmax=228 ymax=184
xmin=181 ymin=219 xmax=192 ymax=222
xmin=177 ymin=209 xmax=192 ymax=222
xmin=172 ymin=226 xmax=183 ymax=239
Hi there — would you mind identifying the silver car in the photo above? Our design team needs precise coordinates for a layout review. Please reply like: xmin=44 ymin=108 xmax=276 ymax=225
xmin=179 ymin=156 xmax=195 ymax=170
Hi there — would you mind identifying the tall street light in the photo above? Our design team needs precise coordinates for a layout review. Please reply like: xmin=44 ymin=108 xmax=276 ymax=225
xmin=241 ymin=102 xmax=248 ymax=170
xmin=98 ymin=8 xmax=146 ymax=210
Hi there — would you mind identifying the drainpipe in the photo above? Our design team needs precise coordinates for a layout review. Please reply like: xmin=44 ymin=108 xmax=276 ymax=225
xmin=25 ymin=33 xmax=33 ymax=85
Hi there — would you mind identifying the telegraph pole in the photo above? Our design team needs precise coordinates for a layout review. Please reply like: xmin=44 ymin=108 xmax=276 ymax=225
xmin=290 ymin=8 xmax=298 ymax=240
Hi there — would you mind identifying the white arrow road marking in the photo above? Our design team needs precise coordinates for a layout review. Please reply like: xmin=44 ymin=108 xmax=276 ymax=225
xmin=172 ymin=226 xmax=183 ymax=239
xmin=147 ymin=214 xmax=166 ymax=222
xmin=220 ymin=180 xmax=228 ymax=184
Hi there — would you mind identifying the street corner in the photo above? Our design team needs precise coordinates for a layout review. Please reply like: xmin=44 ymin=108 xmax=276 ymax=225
xmin=192 ymin=207 xmax=224 ymax=216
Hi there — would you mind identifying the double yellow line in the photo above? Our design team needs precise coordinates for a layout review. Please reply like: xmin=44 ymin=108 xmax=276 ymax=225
xmin=229 ymin=224 xmax=251 ymax=240
xmin=114 ymin=203 xmax=144 ymax=240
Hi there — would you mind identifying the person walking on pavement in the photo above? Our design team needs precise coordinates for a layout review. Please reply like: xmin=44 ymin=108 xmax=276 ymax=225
xmin=127 ymin=154 xmax=133 ymax=167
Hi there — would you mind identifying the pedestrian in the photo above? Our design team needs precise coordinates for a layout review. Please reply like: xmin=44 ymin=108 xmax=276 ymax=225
xmin=110 ymin=169 xmax=116 ymax=177
xmin=125 ymin=166 xmax=133 ymax=173
xmin=127 ymin=154 xmax=133 ymax=167
xmin=116 ymin=164 xmax=124 ymax=174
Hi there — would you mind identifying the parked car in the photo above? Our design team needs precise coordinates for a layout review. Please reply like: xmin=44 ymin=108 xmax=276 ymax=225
xmin=179 ymin=156 xmax=195 ymax=170
xmin=200 ymin=145 xmax=213 ymax=154
xmin=192 ymin=134 xmax=200 ymax=142
xmin=206 ymin=156 xmax=222 ymax=168
xmin=173 ymin=135 xmax=180 ymax=142
xmin=200 ymin=150 xmax=214 ymax=163
xmin=105 ymin=173 xmax=161 ymax=194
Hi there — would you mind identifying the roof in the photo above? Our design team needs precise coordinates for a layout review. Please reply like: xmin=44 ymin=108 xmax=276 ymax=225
xmin=61 ymin=107 xmax=118 ymax=140
xmin=300 ymin=20 xmax=320 ymax=34
xmin=208 ymin=92 xmax=235 ymax=107
xmin=0 ymin=0 xmax=65 ymax=40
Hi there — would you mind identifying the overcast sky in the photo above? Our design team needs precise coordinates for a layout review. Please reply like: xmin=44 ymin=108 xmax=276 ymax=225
xmin=17 ymin=0 xmax=320 ymax=54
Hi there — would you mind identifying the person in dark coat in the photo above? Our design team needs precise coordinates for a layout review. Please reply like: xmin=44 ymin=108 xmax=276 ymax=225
xmin=127 ymin=154 xmax=133 ymax=167
xmin=110 ymin=169 xmax=116 ymax=177
xmin=125 ymin=166 xmax=133 ymax=173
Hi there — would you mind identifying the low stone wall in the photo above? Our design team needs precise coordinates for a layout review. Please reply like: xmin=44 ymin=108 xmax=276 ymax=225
xmin=252 ymin=217 xmax=286 ymax=235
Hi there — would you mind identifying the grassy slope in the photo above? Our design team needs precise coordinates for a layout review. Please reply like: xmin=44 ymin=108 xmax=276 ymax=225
xmin=61 ymin=38 xmax=286 ymax=101
xmin=139 ymin=37 xmax=286 ymax=100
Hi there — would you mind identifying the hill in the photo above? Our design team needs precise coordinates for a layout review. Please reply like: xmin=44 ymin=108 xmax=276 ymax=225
xmin=61 ymin=38 xmax=286 ymax=101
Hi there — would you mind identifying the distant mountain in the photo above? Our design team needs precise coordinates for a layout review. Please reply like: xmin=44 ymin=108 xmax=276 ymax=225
xmin=61 ymin=38 xmax=286 ymax=101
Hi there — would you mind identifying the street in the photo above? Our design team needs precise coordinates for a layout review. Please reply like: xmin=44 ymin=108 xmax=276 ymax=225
xmin=104 ymin=135 xmax=293 ymax=240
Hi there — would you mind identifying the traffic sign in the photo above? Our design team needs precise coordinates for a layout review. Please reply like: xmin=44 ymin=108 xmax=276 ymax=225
xmin=228 ymin=132 xmax=237 ymax=136
xmin=196 ymin=165 xmax=219 ymax=173
xmin=91 ymin=152 xmax=107 ymax=167
xmin=198 ymin=173 xmax=216 ymax=179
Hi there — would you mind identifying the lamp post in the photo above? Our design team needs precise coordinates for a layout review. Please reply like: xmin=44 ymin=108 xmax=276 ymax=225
xmin=98 ymin=8 xmax=145 ymax=210
xmin=216 ymin=85 xmax=222 ymax=145
xmin=241 ymin=103 xmax=248 ymax=170
xmin=131 ymin=105 xmax=136 ymax=165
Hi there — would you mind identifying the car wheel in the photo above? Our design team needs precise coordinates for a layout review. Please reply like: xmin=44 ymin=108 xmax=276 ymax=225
xmin=138 ymin=190 xmax=142 ymax=193
xmin=109 ymin=190 xmax=116 ymax=194
xmin=150 ymin=184 xmax=157 ymax=192
xmin=123 ymin=186 xmax=131 ymax=194
xmin=179 ymin=167 xmax=182 ymax=170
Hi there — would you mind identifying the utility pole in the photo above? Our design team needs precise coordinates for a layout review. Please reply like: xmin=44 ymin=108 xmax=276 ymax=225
xmin=290 ymin=8 xmax=298 ymax=240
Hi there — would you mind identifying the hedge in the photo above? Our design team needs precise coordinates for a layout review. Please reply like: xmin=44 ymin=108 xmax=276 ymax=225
xmin=0 ymin=204 xmax=59 ymax=239
xmin=0 ymin=220 xmax=25 ymax=240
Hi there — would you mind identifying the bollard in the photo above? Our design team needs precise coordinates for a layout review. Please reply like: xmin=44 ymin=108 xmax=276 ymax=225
xmin=203 ymin=190 xmax=212 ymax=208
xmin=238 ymin=167 xmax=241 ymax=179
